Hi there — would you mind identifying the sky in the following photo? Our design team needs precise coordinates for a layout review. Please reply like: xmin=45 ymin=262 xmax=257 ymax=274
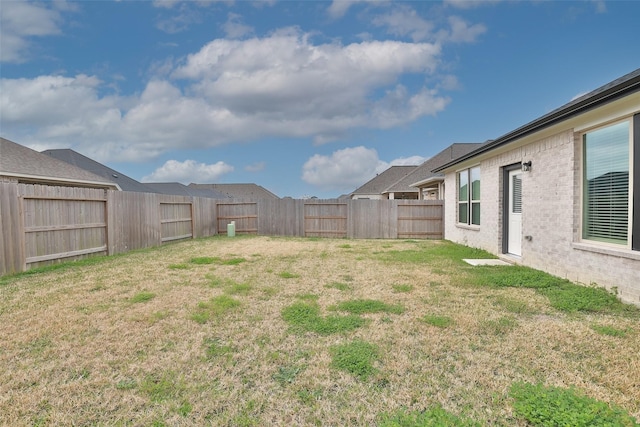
xmin=1 ymin=0 xmax=639 ymax=198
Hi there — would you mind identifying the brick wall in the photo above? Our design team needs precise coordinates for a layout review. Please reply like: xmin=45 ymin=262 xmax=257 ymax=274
xmin=444 ymin=128 xmax=640 ymax=305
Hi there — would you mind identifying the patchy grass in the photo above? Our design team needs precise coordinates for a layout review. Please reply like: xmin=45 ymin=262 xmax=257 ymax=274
xmin=591 ymin=324 xmax=631 ymax=338
xmin=392 ymin=284 xmax=413 ymax=293
xmin=378 ymin=406 xmax=480 ymax=427
xmin=325 ymin=282 xmax=352 ymax=291
xmin=330 ymin=299 xmax=405 ymax=315
xmin=130 ymin=291 xmax=156 ymax=303
xmin=282 ymin=301 xmax=367 ymax=335
xmin=203 ymin=337 xmax=233 ymax=360
xmin=510 ymin=382 xmax=638 ymax=426
xmin=421 ymin=314 xmax=454 ymax=328
xmin=330 ymin=340 xmax=380 ymax=380
xmin=190 ymin=295 xmax=241 ymax=324
xmin=1 ymin=236 xmax=638 ymax=426
xmin=279 ymin=271 xmax=300 ymax=279
xmin=468 ymin=265 xmax=638 ymax=316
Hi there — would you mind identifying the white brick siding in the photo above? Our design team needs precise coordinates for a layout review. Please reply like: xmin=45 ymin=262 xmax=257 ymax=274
xmin=444 ymin=128 xmax=640 ymax=305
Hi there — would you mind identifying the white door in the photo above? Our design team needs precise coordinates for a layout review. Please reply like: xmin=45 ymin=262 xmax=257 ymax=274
xmin=507 ymin=169 xmax=522 ymax=256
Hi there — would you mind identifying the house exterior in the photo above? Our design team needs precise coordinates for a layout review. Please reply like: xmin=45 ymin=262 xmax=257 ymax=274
xmin=434 ymin=68 xmax=640 ymax=305
xmin=1 ymin=138 xmax=118 ymax=190
xmin=406 ymin=143 xmax=485 ymax=200
xmin=145 ymin=182 xmax=229 ymax=199
xmin=350 ymin=165 xmax=418 ymax=199
xmin=188 ymin=183 xmax=279 ymax=199
xmin=42 ymin=148 xmax=158 ymax=193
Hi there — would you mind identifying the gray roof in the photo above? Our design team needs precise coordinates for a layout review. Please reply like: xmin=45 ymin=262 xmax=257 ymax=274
xmin=397 ymin=143 xmax=486 ymax=190
xmin=351 ymin=165 xmax=418 ymax=196
xmin=189 ymin=183 xmax=279 ymax=199
xmin=435 ymin=68 xmax=640 ymax=172
xmin=0 ymin=137 xmax=118 ymax=189
xmin=42 ymin=148 xmax=158 ymax=193
xmin=144 ymin=182 xmax=229 ymax=199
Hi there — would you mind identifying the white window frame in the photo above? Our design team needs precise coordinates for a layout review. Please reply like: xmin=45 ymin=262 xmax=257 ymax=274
xmin=580 ymin=117 xmax=634 ymax=249
xmin=457 ymin=165 xmax=481 ymax=226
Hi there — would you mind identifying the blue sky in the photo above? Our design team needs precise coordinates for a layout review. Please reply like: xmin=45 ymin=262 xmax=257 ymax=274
xmin=1 ymin=0 xmax=639 ymax=198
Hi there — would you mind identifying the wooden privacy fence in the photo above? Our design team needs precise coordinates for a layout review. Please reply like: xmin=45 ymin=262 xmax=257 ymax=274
xmin=0 ymin=181 xmax=443 ymax=275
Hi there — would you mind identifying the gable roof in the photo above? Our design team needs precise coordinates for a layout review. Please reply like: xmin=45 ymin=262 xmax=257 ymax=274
xmin=144 ymin=182 xmax=229 ymax=199
xmin=434 ymin=68 xmax=640 ymax=172
xmin=0 ymin=137 xmax=118 ymax=189
xmin=42 ymin=148 xmax=157 ymax=193
xmin=351 ymin=165 xmax=418 ymax=196
xmin=387 ymin=143 xmax=486 ymax=191
xmin=188 ymin=183 xmax=279 ymax=199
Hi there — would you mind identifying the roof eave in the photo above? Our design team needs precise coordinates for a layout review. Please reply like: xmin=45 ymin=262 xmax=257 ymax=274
xmin=410 ymin=175 xmax=444 ymax=188
xmin=1 ymin=172 xmax=120 ymax=190
xmin=433 ymin=71 xmax=640 ymax=173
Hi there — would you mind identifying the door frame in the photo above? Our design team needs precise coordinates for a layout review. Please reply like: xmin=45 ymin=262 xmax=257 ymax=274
xmin=502 ymin=163 xmax=522 ymax=255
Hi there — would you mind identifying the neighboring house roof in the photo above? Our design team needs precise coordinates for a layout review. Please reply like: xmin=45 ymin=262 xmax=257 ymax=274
xmin=392 ymin=143 xmax=486 ymax=190
xmin=434 ymin=68 xmax=640 ymax=172
xmin=351 ymin=165 xmax=418 ymax=196
xmin=188 ymin=183 xmax=279 ymax=199
xmin=41 ymin=148 xmax=158 ymax=193
xmin=144 ymin=182 xmax=229 ymax=199
xmin=0 ymin=137 xmax=118 ymax=189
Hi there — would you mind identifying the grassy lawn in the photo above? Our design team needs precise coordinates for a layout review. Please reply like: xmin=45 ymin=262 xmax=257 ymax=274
xmin=1 ymin=236 xmax=639 ymax=426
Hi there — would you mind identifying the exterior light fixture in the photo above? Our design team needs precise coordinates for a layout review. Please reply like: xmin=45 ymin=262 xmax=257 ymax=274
xmin=522 ymin=161 xmax=532 ymax=172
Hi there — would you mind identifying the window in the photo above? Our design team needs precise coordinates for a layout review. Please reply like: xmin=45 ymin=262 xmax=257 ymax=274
xmin=458 ymin=166 xmax=480 ymax=225
xmin=582 ymin=117 xmax=637 ymax=249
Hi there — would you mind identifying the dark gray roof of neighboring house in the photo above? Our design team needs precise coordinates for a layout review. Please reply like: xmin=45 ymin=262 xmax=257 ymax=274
xmin=434 ymin=68 xmax=640 ymax=172
xmin=0 ymin=137 xmax=118 ymax=189
xmin=41 ymin=148 xmax=158 ymax=193
xmin=396 ymin=143 xmax=486 ymax=189
xmin=351 ymin=165 xmax=418 ymax=196
xmin=188 ymin=183 xmax=279 ymax=199
xmin=144 ymin=182 xmax=229 ymax=199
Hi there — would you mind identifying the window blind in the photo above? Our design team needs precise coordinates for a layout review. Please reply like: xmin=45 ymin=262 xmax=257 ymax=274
xmin=583 ymin=121 xmax=629 ymax=244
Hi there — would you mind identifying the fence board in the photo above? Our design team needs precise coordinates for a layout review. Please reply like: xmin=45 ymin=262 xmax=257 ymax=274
xmin=159 ymin=198 xmax=193 ymax=242
xmin=0 ymin=181 xmax=24 ymax=275
xmin=193 ymin=197 xmax=218 ymax=238
xmin=258 ymin=198 xmax=304 ymax=236
xmin=304 ymin=202 xmax=347 ymax=238
xmin=397 ymin=201 xmax=443 ymax=239
xmin=108 ymin=191 xmax=161 ymax=254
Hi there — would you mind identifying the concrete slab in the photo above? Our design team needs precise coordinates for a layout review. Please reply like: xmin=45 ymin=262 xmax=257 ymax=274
xmin=463 ymin=259 xmax=512 ymax=266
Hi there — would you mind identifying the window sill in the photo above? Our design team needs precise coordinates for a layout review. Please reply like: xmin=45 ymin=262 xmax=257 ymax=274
xmin=572 ymin=242 xmax=640 ymax=261
xmin=456 ymin=223 xmax=480 ymax=231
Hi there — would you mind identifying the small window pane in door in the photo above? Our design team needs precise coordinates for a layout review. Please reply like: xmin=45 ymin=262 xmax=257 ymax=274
xmin=512 ymin=175 xmax=522 ymax=214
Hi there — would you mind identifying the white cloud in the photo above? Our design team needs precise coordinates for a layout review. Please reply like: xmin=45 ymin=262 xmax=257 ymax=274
xmin=593 ymin=0 xmax=606 ymax=13
xmin=444 ymin=0 xmax=502 ymax=10
xmin=0 ymin=1 xmax=68 ymax=63
xmin=155 ymin=5 xmax=202 ymax=34
xmin=441 ymin=16 xmax=486 ymax=43
xmin=172 ymin=29 xmax=444 ymax=136
xmin=301 ymin=146 xmax=426 ymax=192
xmin=390 ymin=155 xmax=426 ymax=166
xmin=302 ymin=146 xmax=387 ymax=191
xmin=223 ymin=13 xmax=254 ymax=39
xmin=327 ymin=0 xmax=384 ymax=19
xmin=142 ymin=159 xmax=234 ymax=183
xmin=1 ymin=29 xmax=449 ymax=163
xmin=371 ymin=5 xmax=434 ymax=42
